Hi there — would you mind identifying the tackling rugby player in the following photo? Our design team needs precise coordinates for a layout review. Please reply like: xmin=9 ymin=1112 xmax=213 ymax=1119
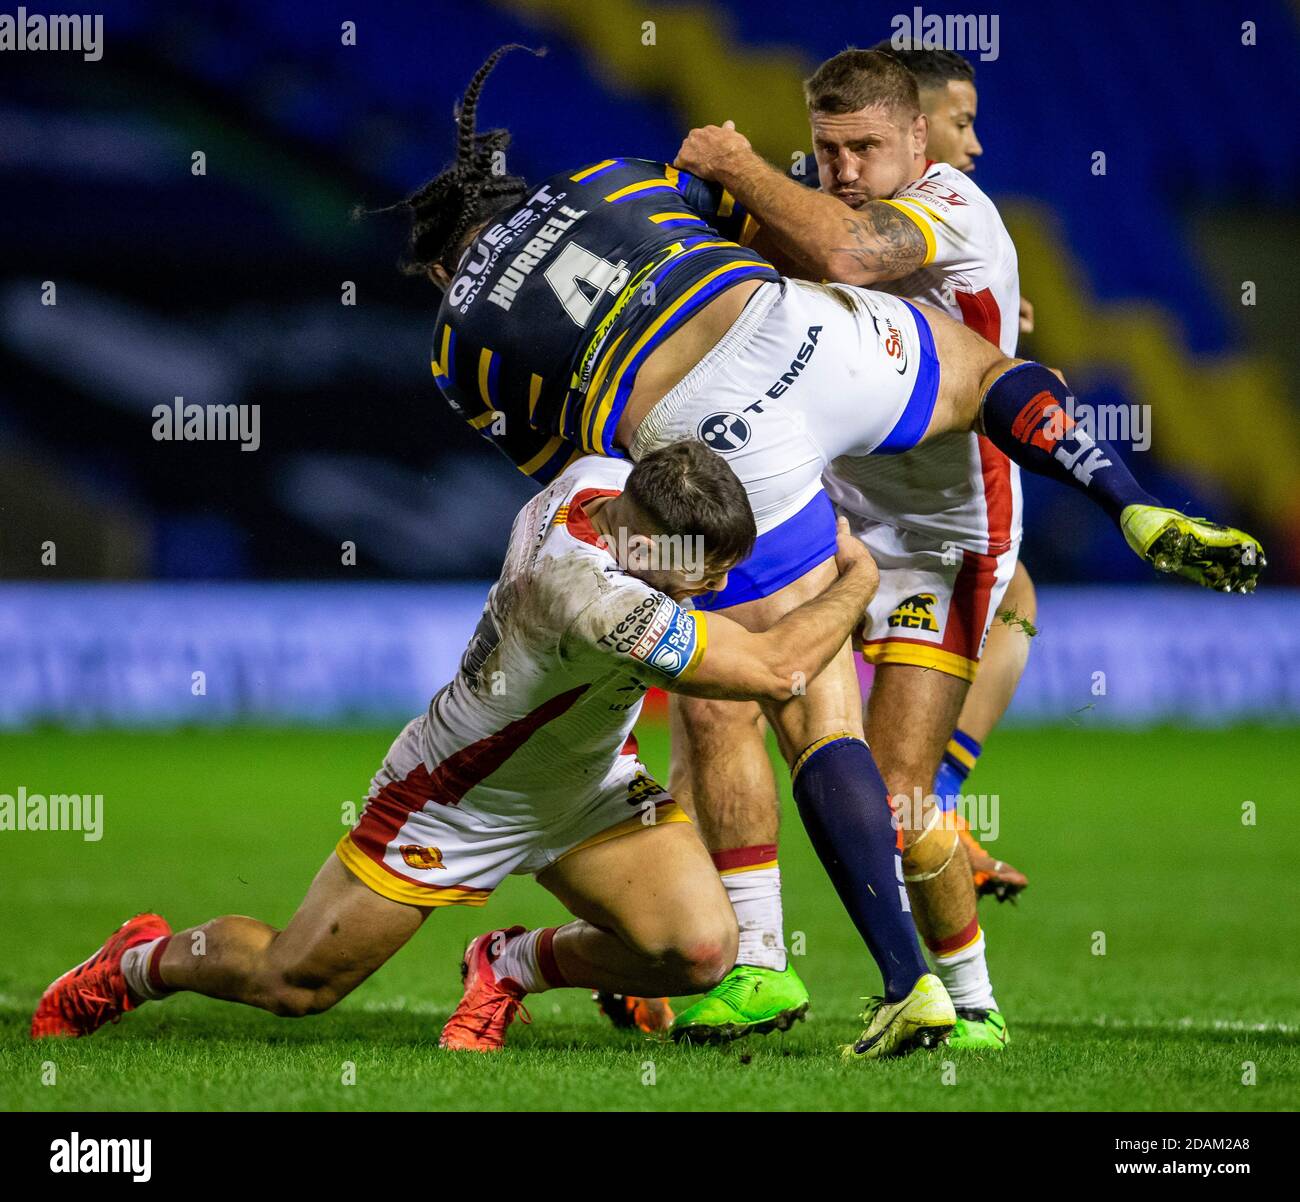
xmin=33 ymin=442 xmax=931 ymax=1055
xmin=668 ymin=47 xmax=1036 ymax=1048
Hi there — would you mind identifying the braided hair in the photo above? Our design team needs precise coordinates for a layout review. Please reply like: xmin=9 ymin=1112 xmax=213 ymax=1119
xmin=387 ymin=44 xmax=542 ymax=281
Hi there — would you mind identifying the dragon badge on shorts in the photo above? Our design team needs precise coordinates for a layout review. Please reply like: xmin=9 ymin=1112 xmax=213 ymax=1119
xmin=400 ymin=845 xmax=446 ymax=871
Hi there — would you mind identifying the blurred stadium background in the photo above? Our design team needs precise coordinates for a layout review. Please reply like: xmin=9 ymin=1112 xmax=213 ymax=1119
xmin=2 ymin=0 xmax=1299 ymax=729
xmin=5 ymin=2 xmax=1299 ymax=1118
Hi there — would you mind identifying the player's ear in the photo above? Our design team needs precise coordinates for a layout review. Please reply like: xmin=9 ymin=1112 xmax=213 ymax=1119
xmin=623 ymin=532 xmax=655 ymax=573
xmin=428 ymin=265 xmax=452 ymax=289
xmin=912 ymin=111 xmax=929 ymax=156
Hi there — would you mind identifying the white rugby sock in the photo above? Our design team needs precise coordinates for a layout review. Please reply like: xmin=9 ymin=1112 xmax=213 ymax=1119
xmin=491 ymin=927 xmax=561 ymax=995
xmin=715 ymin=852 xmax=788 ymax=972
xmin=931 ymin=928 xmax=998 ymax=1012
xmin=120 ymin=936 xmax=171 ymax=1002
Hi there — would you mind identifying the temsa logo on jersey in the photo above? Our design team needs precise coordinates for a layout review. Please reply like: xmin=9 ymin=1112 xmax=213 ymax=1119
xmin=748 ymin=324 xmax=822 ymax=408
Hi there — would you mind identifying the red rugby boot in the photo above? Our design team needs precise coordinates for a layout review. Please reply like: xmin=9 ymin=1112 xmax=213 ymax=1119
xmin=31 ymin=913 xmax=171 ymax=1038
xmin=439 ymin=926 xmax=532 ymax=1052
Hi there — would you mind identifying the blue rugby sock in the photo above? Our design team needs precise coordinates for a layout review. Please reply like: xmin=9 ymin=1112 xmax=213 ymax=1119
xmin=980 ymin=363 xmax=1159 ymax=524
xmin=791 ymin=734 xmax=928 ymax=1001
xmin=934 ymin=729 xmax=981 ymax=812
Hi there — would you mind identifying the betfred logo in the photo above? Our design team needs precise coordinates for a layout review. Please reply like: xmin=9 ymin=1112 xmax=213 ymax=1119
xmin=629 ymin=597 xmax=674 ymax=662
xmin=400 ymin=845 xmax=445 ymax=871
xmin=888 ymin=593 xmax=940 ymax=632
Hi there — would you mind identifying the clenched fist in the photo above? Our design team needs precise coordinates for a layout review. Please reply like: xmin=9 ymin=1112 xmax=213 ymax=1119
xmin=673 ymin=119 xmax=753 ymax=182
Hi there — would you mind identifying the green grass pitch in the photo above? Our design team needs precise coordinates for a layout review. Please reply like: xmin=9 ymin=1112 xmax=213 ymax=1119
xmin=1 ymin=723 xmax=1296 ymax=1111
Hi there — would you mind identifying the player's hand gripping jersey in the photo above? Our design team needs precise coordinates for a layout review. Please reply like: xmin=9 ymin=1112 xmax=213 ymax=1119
xmin=432 ymin=158 xmax=778 ymax=483
xmin=335 ymin=456 xmax=701 ymax=905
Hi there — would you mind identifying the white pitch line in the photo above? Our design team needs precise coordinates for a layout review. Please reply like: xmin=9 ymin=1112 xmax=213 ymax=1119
xmin=1086 ymin=1015 xmax=1297 ymax=1035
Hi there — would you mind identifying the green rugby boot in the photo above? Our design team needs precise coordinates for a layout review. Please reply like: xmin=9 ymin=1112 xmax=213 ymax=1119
xmin=1121 ymin=504 xmax=1265 ymax=593
xmin=670 ymin=964 xmax=809 ymax=1044
xmin=947 ymin=1007 xmax=1010 ymax=1050
xmin=842 ymin=973 xmax=956 ymax=1061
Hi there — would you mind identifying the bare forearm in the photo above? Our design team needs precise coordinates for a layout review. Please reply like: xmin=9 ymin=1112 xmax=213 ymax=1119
xmin=760 ymin=561 xmax=874 ymax=684
xmin=715 ymin=151 xmax=924 ymax=285
xmin=714 ymin=152 xmax=853 ymax=280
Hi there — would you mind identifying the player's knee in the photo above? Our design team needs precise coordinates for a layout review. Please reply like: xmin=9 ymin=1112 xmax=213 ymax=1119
xmin=671 ymin=933 xmax=735 ymax=992
xmin=978 ymin=355 xmax=1027 ymax=405
xmin=635 ymin=915 xmax=736 ymax=993
xmin=987 ymin=353 xmax=1025 ymax=386
xmin=878 ymin=757 xmax=939 ymax=819
xmin=677 ymin=695 xmax=764 ymax=742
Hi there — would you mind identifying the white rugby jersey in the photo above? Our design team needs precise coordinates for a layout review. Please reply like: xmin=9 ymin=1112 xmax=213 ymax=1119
xmin=825 ymin=160 xmax=1023 ymax=556
xmin=418 ymin=455 xmax=705 ymax=819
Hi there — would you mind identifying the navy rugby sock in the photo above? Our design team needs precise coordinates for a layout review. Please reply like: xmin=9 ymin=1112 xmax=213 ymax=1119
xmin=933 ymin=729 xmax=980 ymax=813
xmin=791 ymin=735 xmax=928 ymax=1001
xmin=980 ymin=363 xmax=1159 ymax=524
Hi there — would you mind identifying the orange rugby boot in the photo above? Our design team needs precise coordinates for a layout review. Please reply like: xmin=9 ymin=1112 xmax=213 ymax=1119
xmin=593 ymin=991 xmax=674 ymax=1033
xmin=953 ymin=812 xmax=1029 ymax=902
xmin=439 ymin=926 xmax=532 ymax=1052
xmin=31 ymin=912 xmax=172 ymax=1038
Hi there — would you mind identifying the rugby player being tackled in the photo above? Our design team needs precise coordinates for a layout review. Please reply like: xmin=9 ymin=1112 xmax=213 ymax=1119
xmin=405 ymin=47 xmax=1261 ymax=1057
xmin=33 ymin=442 xmax=932 ymax=1056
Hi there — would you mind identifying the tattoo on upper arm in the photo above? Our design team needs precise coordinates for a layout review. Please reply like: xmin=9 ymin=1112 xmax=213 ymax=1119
xmin=831 ymin=204 xmax=927 ymax=280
